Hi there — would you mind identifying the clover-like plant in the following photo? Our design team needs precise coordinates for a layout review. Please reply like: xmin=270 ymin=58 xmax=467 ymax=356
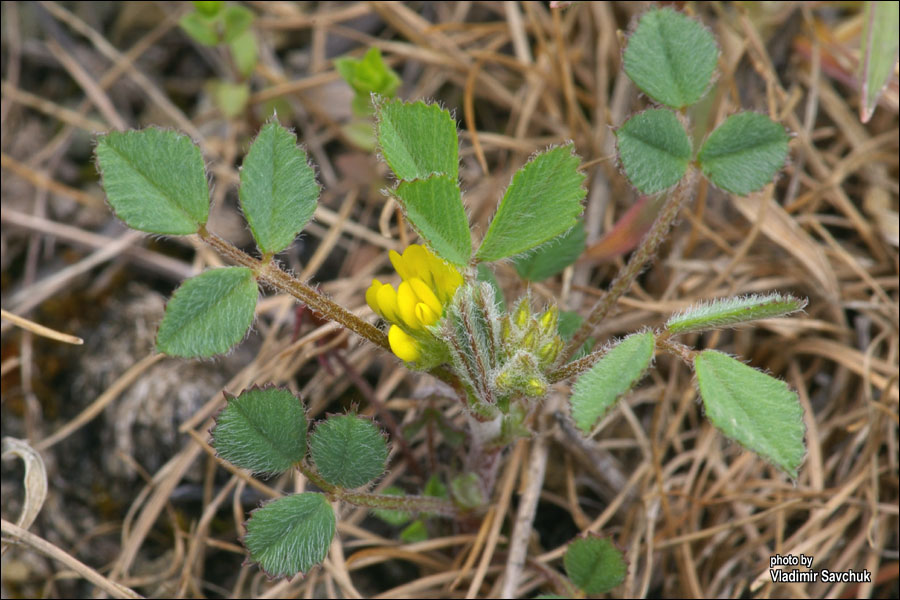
xmin=94 ymin=6 xmax=805 ymax=588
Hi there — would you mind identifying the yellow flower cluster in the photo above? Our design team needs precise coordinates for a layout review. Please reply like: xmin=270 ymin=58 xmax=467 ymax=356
xmin=366 ymin=245 xmax=463 ymax=362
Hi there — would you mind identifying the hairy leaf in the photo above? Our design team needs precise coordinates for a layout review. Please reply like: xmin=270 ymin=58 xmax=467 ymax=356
xmin=394 ymin=175 xmax=471 ymax=266
xmin=698 ymin=112 xmax=789 ymax=195
xmin=666 ymin=293 xmax=807 ymax=335
xmin=239 ymin=121 xmax=320 ymax=255
xmin=564 ymin=535 xmax=627 ymax=594
xmin=694 ymin=350 xmax=805 ymax=478
xmin=244 ymin=493 xmax=335 ymax=578
xmin=624 ymin=7 xmax=719 ymax=109
xmin=156 ymin=267 xmax=257 ymax=357
xmin=569 ymin=332 xmax=654 ymax=434
xmin=376 ymin=99 xmax=458 ymax=181
xmin=212 ymin=387 xmax=307 ymax=474
xmin=476 ymin=145 xmax=585 ymax=261
xmin=96 ymin=128 xmax=210 ymax=235
xmin=309 ymin=415 xmax=388 ymax=488
xmin=616 ymin=109 xmax=691 ymax=194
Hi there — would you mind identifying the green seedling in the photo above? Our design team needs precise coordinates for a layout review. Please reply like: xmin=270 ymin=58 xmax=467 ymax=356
xmin=179 ymin=0 xmax=258 ymax=118
xmin=95 ymin=7 xmax=803 ymax=588
xmin=335 ymin=47 xmax=402 ymax=149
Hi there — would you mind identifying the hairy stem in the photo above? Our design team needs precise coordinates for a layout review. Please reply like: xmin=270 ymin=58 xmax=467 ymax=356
xmin=199 ymin=227 xmax=389 ymax=350
xmin=296 ymin=461 xmax=461 ymax=517
xmin=561 ymin=170 xmax=698 ymax=364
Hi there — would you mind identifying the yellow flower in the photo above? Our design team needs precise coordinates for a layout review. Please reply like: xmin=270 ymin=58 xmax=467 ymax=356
xmin=366 ymin=244 xmax=463 ymax=362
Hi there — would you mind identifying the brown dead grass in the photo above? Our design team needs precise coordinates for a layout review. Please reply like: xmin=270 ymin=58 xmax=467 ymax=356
xmin=1 ymin=2 xmax=897 ymax=598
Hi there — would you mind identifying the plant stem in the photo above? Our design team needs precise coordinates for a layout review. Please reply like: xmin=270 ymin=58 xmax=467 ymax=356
xmin=296 ymin=461 xmax=461 ymax=517
xmin=547 ymin=344 xmax=611 ymax=383
xmin=198 ymin=227 xmax=389 ymax=351
xmin=560 ymin=169 xmax=698 ymax=365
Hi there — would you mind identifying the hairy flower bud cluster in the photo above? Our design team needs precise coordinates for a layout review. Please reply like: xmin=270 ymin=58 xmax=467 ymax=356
xmin=443 ymin=286 xmax=563 ymax=417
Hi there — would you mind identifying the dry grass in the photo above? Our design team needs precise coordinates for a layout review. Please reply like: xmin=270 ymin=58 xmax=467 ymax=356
xmin=1 ymin=2 xmax=897 ymax=598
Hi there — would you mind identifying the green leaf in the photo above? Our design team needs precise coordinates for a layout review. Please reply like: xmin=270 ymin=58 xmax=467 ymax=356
xmin=623 ymin=7 xmax=719 ymax=109
xmin=697 ymin=112 xmax=789 ymax=196
xmin=616 ymin=109 xmax=691 ymax=194
xmin=449 ymin=472 xmax=484 ymax=509
xmin=193 ymin=1 xmax=224 ymax=17
xmin=400 ymin=520 xmax=428 ymax=543
xmin=95 ymin=128 xmax=210 ymax=235
xmin=513 ymin=222 xmax=586 ymax=281
xmin=229 ymin=28 xmax=258 ymax=78
xmin=239 ymin=121 xmax=320 ymax=255
xmin=394 ymin=175 xmax=471 ymax=266
xmin=860 ymin=1 xmax=900 ymax=122
xmin=211 ymin=80 xmax=249 ymax=119
xmin=694 ymin=350 xmax=805 ymax=478
xmin=476 ymin=145 xmax=586 ymax=261
xmin=221 ymin=5 xmax=254 ymax=43
xmin=336 ymin=47 xmax=401 ymax=116
xmin=564 ymin=535 xmax=627 ymax=594
xmin=375 ymin=98 xmax=458 ymax=181
xmin=569 ymin=331 xmax=655 ymax=435
xmin=156 ymin=267 xmax=258 ymax=357
xmin=212 ymin=387 xmax=307 ymax=474
xmin=309 ymin=415 xmax=388 ymax=488
xmin=179 ymin=12 xmax=219 ymax=46
xmin=666 ymin=293 xmax=807 ymax=335
xmin=244 ymin=493 xmax=335 ymax=578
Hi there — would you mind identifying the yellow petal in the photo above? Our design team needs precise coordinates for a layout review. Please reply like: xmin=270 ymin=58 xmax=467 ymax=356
xmin=366 ymin=279 xmax=384 ymax=316
xmin=388 ymin=325 xmax=421 ymax=362
xmin=404 ymin=245 xmax=432 ymax=283
xmin=397 ymin=281 xmax=423 ymax=329
xmin=408 ymin=277 xmax=442 ymax=316
xmin=415 ymin=302 xmax=439 ymax=326
xmin=389 ymin=249 xmax=413 ymax=282
xmin=376 ymin=283 xmax=400 ymax=324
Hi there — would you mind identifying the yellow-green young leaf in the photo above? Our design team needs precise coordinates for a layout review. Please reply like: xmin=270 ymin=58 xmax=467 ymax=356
xmin=156 ymin=267 xmax=258 ymax=358
xmin=569 ymin=332 xmax=654 ymax=435
xmin=179 ymin=11 xmax=219 ymax=46
xmin=375 ymin=98 xmax=458 ymax=181
xmin=212 ymin=387 xmax=307 ymax=475
xmin=860 ymin=1 xmax=900 ymax=122
xmin=193 ymin=1 xmax=224 ymax=18
xmin=616 ymin=109 xmax=691 ymax=194
xmin=694 ymin=350 xmax=805 ymax=478
xmin=211 ymin=80 xmax=250 ymax=119
xmin=476 ymin=145 xmax=586 ymax=262
xmin=513 ymin=222 xmax=586 ymax=281
xmin=336 ymin=47 xmax=401 ymax=116
xmin=394 ymin=175 xmax=471 ymax=266
xmin=309 ymin=415 xmax=387 ymax=489
xmin=239 ymin=121 xmax=320 ymax=255
xmin=244 ymin=493 xmax=335 ymax=578
xmin=229 ymin=28 xmax=258 ymax=78
xmin=624 ymin=7 xmax=719 ymax=109
xmin=95 ymin=128 xmax=210 ymax=235
xmin=666 ymin=293 xmax=807 ymax=335
xmin=221 ymin=5 xmax=254 ymax=43
xmin=564 ymin=535 xmax=627 ymax=594
xmin=697 ymin=112 xmax=789 ymax=196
